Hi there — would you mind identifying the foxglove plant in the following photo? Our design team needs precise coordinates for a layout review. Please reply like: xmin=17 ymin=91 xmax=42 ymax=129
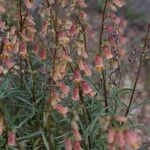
xmin=0 ymin=0 xmax=149 ymax=149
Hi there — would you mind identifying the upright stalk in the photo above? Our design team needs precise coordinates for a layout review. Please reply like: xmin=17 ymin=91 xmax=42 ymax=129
xmin=125 ymin=24 xmax=150 ymax=116
xmin=45 ymin=0 xmax=59 ymax=148
xmin=99 ymin=0 xmax=109 ymax=113
xmin=18 ymin=1 xmax=23 ymax=87
xmin=79 ymin=87 xmax=91 ymax=150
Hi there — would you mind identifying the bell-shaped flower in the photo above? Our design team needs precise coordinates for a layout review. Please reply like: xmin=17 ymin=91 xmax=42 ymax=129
xmin=73 ymin=141 xmax=81 ymax=150
xmin=95 ymin=55 xmax=104 ymax=72
xmin=72 ymin=87 xmax=79 ymax=101
xmin=0 ymin=20 xmax=6 ymax=29
xmin=54 ymin=104 xmax=68 ymax=117
xmin=73 ymin=69 xmax=82 ymax=83
xmin=0 ymin=118 xmax=3 ymax=135
xmin=20 ymin=42 xmax=27 ymax=57
xmin=65 ymin=138 xmax=72 ymax=150
xmin=124 ymin=130 xmax=140 ymax=149
xmin=116 ymin=130 xmax=125 ymax=148
xmin=83 ymin=64 xmax=92 ymax=76
xmin=0 ymin=6 xmax=6 ymax=13
xmin=112 ymin=0 xmax=125 ymax=7
xmin=7 ymin=132 xmax=16 ymax=146
xmin=20 ymin=31 xmax=30 ymax=42
xmin=4 ymin=58 xmax=14 ymax=70
xmin=13 ymin=40 xmax=20 ymax=53
xmin=59 ymin=82 xmax=70 ymax=96
xmin=24 ymin=0 xmax=32 ymax=9
xmin=73 ymin=129 xmax=82 ymax=141
xmin=108 ymin=128 xmax=115 ymax=144
xmin=82 ymin=80 xmax=93 ymax=95
xmin=78 ymin=59 xmax=85 ymax=71
xmin=40 ymin=48 xmax=47 ymax=60
xmin=104 ymin=46 xmax=113 ymax=59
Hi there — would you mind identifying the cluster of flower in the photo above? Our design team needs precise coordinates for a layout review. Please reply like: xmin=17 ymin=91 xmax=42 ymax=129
xmin=0 ymin=0 xmax=142 ymax=149
xmin=108 ymin=116 xmax=140 ymax=150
